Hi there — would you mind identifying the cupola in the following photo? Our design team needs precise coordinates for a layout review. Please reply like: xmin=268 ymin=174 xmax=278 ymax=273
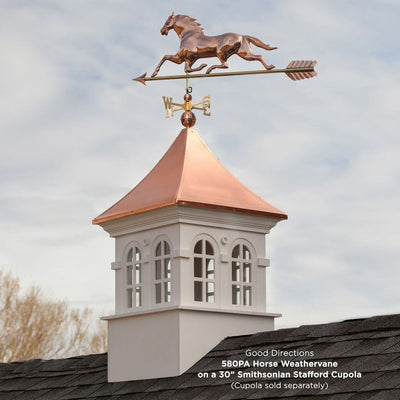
xmin=93 ymin=127 xmax=287 ymax=382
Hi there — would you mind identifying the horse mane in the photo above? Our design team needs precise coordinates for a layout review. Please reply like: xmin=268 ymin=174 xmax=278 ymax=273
xmin=176 ymin=14 xmax=204 ymax=34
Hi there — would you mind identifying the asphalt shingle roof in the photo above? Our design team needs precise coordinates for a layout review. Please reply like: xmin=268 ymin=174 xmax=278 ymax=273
xmin=0 ymin=313 xmax=399 ymax=399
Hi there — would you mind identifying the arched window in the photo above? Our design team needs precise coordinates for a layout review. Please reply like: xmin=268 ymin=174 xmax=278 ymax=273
xmin=231 ymin=243 xmax=252 ymax=306
xmin=126 ymin=246 xmax=142 ymax=309
xmin=154 ymin=240 xmax=171 ymax=304
xmin=193 ymin=239 xmax=215 ymax=303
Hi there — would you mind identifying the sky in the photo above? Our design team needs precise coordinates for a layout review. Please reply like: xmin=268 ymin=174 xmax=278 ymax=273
xmin=1 ymin=0 xmax=399 ymax=330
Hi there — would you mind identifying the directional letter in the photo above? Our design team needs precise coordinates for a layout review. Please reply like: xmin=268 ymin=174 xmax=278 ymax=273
xmin=202 ymin=95 xmax=211 ymax=116
xmin=162 ymin=96 xmax=174 ymax=117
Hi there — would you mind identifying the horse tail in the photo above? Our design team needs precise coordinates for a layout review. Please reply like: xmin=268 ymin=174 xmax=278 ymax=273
xmin=244 ymin=35 xmax=277 ymax=51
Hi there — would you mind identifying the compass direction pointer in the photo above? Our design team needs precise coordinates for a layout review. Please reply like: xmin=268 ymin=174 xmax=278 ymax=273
xmin=162 ymin=93 xmax=211 ymax=122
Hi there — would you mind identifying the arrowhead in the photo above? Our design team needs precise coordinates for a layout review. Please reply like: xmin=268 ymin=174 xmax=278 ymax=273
xmin=133 ymin=73 xmax=147 ymax=86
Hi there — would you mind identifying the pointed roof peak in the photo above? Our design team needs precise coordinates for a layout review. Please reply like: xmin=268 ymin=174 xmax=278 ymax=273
xmin=93 ymin=128 xmax=287 ymax=225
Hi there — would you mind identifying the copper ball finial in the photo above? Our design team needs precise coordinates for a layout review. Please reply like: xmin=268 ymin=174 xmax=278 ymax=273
xmin=181 ymin=111 xmax=196 ymax=127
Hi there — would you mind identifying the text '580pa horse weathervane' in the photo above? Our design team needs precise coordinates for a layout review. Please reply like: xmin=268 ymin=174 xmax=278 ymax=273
xmin=133 ymin=12 xmax=317 ymax=127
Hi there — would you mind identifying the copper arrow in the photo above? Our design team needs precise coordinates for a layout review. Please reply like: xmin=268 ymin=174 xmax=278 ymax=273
xmin=133 ymin=61 xmax=317 ymax=85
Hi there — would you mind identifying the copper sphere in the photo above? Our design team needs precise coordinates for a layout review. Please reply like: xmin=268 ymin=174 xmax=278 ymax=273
xmin=184 ymin=93 xmax=192 ymax=102
xmin=181 ymin=111 xmax=196 ymax=127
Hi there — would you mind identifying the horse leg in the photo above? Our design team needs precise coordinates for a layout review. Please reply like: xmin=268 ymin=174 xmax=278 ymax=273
xmin=184 ymin=60 xmax=207 ymax=73
xmin=237 ymin=41 xmax=275 ymax=70
xmin=238 ymin=52 xmax=275 ymax=70
xmin=151 ymin=54 xmax=184 ymax=77
xmin=206 ymin=57 xmax=229 ymax=74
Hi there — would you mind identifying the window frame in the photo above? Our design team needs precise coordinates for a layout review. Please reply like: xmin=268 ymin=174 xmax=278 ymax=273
xmin=231 ymin=241 xmax=253 ymax=306
xmin=125 ymin=244 xmax=143 ymax=310
xmin=193 ymin=237 xmax=216 ymax=304
xmin=153 ymin=239 xmax=172 ymax=305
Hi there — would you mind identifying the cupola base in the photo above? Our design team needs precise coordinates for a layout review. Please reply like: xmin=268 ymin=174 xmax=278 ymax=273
xmin=104 ymin=306 xmax=279 ymax=382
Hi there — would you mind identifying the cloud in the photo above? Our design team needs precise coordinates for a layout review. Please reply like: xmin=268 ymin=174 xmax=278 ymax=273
xmin=0 ymin=0 xmax=399 ymax=327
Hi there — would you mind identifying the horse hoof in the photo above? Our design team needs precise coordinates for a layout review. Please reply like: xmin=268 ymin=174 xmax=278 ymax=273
xmin=151 ymin=71 xmax=158 ymax=77
xmin=266 ymin=65 xmax=275 ymax=70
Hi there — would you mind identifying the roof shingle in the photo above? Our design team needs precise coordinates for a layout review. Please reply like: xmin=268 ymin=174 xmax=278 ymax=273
xmin=1 ymin=313 xmax=399 ymax=399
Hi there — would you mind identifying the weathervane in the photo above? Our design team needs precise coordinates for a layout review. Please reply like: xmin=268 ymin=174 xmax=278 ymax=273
xmin=133 ymin=13 xmax=317 ymax=127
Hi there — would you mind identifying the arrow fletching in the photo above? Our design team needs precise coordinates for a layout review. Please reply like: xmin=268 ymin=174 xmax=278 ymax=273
xmin=286 ymin=60 xmax=317 ymax=81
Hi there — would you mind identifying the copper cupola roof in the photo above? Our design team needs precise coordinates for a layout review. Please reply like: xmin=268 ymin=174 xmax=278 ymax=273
xmin=92 ymin=128 xmax=287 ymax=224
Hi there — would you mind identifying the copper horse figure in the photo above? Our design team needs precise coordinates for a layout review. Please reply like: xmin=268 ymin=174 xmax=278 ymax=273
xmin=151 ymin=13 xmax=277 ymax=77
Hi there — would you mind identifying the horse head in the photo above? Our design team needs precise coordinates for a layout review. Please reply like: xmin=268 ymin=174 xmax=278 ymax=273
xmin=160 ymin=12 xmax=176 ymax=36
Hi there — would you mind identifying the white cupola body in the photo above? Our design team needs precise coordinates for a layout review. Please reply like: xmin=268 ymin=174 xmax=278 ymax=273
xmin=93 ymin=128 xmax=287 ymax=382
